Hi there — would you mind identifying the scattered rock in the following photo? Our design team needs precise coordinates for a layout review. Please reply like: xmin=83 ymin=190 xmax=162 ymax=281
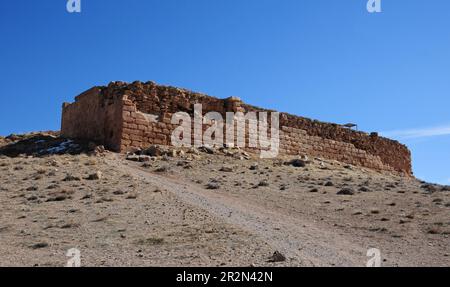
xmin=136 ymin=237 xmax=165 ymax=245
xmin=63 ymin=174 xmax=81 ymax=182
xmin=31 ymin=242 xmax=48 ymax=249
xmin=324 ymin=181 xmax=334 ymax=187
xmin=301 ymin=155 xmax=309 ymax=161
xmin=368 ymin=227 xmax=387 ymax=233
xmin=126 ymin=193 xmax=138 ymax=199
xmin=100 ymin=196 xmax=113 ymax=202
xmin=138 ymin=155 xmax=152 ymax=162
xmin=285 ymin=159 xmax=306 ymax=168
xmin=199 ymin=146 xmax=215 ymax=154
xmin=319 ymin=162 xmax=327 ymax=169
xmin=126 ymin=154 xmax=152 ymax=162
xmin=92 ymin=217 xmax=107 ymax=222
xmin=337 ymin=188 xmax=354 ymax=195
xmin=142 ymin=162 xmax=152 ymax=168
xmin=126 ymin=154 xmax=140 ymax=162
xmin=267 ymin=251 xmax=286 ymax=263
xmin=93 ymin=145 xmax=106 ymax=154
xmin=47 ymin=184 xmax=59 ymax=189
xmin=60 ymin=223 xmax=80 ymax=229
xmin=0 ymin=226 xmax=10 ymax=233
xmin=144 ymin=145 xmax=167 ymax=157
xmin=48 ymin=170 xmax=57 ymax=177
xmin=27 ymin=195 xmax=38 ymax=201
xmin=46 ymin=194 xmax=68 ymax=202
xmin=309 ymin=188 xmax=319 ymax=193
xmin=249 ymin=163 xmax=259 ymax=170
xmin=427 ymin=228 xmax=441 ymax=235
xmin=421 ymin=184 xmax=439 ymax=193
xmin=359 ymin=186 xmax=370 ymax=192
xmin=187 ymin=148 xmax=200 ymax=155
xmin=206 ymin=181 xmax=220 ymax=190
xmin=87 ymin=171 xmax=102 ymax=180
xmin=219 ymin=166 xmax=233 ymax=172
xmin=170 ymin=149 xmax=178 ymax=157
xmin=155 ymin=166 xmax=169 ymax=173
xmin=258 ymin=180 xmax=270 ymax=187
xmin=177 ymin=160 xmax=190 ymax=167
xmin=33 ymin=174 xmax=43 ymax=180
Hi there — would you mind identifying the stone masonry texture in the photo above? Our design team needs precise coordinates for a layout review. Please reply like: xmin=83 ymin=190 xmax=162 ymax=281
xmin=61 ymin=81 xmax=413 ymax=176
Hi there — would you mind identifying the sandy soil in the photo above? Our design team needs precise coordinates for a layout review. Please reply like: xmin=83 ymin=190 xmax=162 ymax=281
xmin=0 ymin=137 xmax=449 ymax=267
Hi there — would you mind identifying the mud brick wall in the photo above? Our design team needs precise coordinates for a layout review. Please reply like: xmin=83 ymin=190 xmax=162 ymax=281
xmin=61 ymin=81 xmax=412 ymax=175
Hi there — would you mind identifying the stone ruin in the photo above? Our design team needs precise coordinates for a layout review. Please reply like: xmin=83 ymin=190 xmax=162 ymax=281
xmin=61 ymin=81 xmax=412 ymax=176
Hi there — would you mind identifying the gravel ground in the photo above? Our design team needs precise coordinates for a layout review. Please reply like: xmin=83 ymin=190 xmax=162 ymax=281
xmin=0 ymin=138 xmax=449 ymax=267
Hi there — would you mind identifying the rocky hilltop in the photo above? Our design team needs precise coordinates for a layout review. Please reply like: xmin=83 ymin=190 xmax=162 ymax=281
xmin=0 ymin=133 xmax=449 ymax=266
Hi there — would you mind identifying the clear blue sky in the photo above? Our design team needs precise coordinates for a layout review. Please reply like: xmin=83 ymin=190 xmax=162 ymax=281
xmin=1 ymin=0 xmax=449 ymax=184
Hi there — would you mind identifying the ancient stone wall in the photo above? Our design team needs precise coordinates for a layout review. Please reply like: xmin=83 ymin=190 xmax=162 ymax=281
xmin=61 ymin=81 xmax=412 ymax=175
xmin=61 ymin=87 xmax=124 ymax=151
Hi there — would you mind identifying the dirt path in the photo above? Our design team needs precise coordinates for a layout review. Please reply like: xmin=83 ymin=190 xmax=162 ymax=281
xmin=116 ymin=158 xmax=387 ymax=267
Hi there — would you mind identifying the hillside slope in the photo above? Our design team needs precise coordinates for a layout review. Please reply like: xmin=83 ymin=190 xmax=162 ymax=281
xmin=0 ymin=134 xmax=449 ymax=266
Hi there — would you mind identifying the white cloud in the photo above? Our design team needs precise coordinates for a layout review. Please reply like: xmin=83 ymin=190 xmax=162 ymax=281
xmin=381 ymin=124 xmax=450 ymax=140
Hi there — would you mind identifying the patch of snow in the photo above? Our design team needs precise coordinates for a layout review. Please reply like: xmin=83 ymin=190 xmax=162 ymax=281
xmin=45 ymin=140 xmax=77 ymax=154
